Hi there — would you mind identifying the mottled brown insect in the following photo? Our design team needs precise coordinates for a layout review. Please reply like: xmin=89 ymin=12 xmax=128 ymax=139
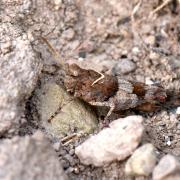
xmin=64 ymin=63 xmax=167 ymax=119
xmin=41 ymin=37 xmax=179 ymax=121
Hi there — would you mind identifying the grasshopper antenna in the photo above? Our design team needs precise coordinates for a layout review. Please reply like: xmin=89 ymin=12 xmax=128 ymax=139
xmin=40 ymin=36 xmax=104 ymax=86
xmin=40 ymin=36 xmax=65 ymax=67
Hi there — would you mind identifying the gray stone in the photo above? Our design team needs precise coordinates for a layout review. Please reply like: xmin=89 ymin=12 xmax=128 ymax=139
xmin=0 ymin=131 xmax=68 ymax=180
xmin=0 ymin=22 xmax=42 ymax=136
xmin=153 ymin=154 xmax=180 ymax=180
xmin=112 ymin=59 xmax=136 ymax=75
xmin=35 ymin=82 xmax=98 ymax=137
xmin=75 ymin=116 xmax=144 ymax=166
xmin=125 ymin=143 xmax=157 ymax=176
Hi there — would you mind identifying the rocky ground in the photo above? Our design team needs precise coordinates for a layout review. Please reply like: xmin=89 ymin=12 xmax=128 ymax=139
xmin=0 ymin=0 xmax=180 ymax=180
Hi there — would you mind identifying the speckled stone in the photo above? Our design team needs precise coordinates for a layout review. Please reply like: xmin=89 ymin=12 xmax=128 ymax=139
xmin=35 ymin=82 xmax=98 ymax=137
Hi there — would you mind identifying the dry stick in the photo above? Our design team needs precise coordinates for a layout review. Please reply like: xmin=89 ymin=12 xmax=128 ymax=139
xmin=131 ymin=0 xmax=142 ymax=19
xmin=150 ymin=0 xmax=172 ymax=17
xmin=61 ymin=132 xmax=83 ymax=146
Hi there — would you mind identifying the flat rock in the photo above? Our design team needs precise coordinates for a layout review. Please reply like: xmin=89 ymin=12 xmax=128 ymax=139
xmin=0 ymin=22 xmax=42 ymax=136
xmin=152 ymin=154 xmax=180 ymax=180
xmin=125 ymin=143 xmax=157 ymax=176
xmin=0 ymin=131 xmax=68 ymax=180
xmin=35 ymin=82 xmax=98 ymax=137
xmin=75 ymin=115 xmax=144 ymax=166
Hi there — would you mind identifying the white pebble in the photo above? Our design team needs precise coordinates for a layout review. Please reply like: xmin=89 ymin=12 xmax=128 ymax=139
xmin=176 ymin=107 xmax=180 ymax=115
xmin=132 ymin=46 xmax=140 ymax=54
xmin=75 ymin=116 xmax=144 ymax=166
xmin=145 ymin=77 xmax=154 ymax=85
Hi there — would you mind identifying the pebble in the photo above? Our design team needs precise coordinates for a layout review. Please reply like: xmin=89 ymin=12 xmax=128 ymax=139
xmin=125 ymin=143 xmax=157 ymax=176
xmin=152 ymin=154 xmax=180 ymax=180
xmin=132 ymin=46 xmax=140 ymax=54
xmin=176 ymin=107 xmax=180 ymax=115
xmin=73 ymin=167 xmax=80 ymax=174
xmin=149 ymin=51 xmax=160 ymax=60
xmin=144 ymin=35 xmax=156 ymax=45
xmin=62 ymin=28 xmax=75 ymax=41
xmin=75 ymin=116 xmax=144 ymax=166
xmin=164 ymin=135 xmax=171 ymax=146
xmin=112 ymin=59 xmax=136 ymax=75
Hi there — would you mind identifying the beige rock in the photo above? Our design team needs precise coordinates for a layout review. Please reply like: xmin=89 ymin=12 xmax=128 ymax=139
xmin=125 ymin=143 xmax=157 ymax=176
xmin=35 ymin=82 xmax=98 ymax=137
xmin=153 ymin=154 xmax=180 ymax=180
xmin=75 ymin=116 xmax=144 ymax=166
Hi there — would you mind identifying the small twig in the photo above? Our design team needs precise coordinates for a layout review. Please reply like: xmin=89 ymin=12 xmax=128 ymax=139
xmin=131 ymin=0 xmax=142 ymax=20
xmin=61 ymin=132 xmax=83 ymax=146
xmin=150 ymin=0 xmax=172 ymax=17
xmin=91 ymin=72 xmax=105 ymax=86
xmin=61 ymin=133 xmax=77 ymax=143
